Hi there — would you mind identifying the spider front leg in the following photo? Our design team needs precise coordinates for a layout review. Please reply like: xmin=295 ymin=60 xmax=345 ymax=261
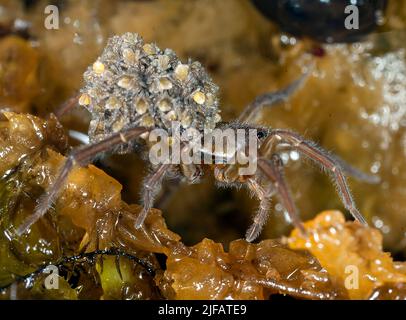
xmin=258 ymin=156 xmax=306 ymax=234
xmin=135 ymin=163 xmax=170 ymax=229
xmin=245 ymin=179 xmax=273 ymax=242
xmin=238 ymin=71 xmax=309 ymax=124
xmin=245 ymin=154 xmax=306 ymax=242
xmin=275 ymin=143 xmax=380 ymax=184
xmin=54 ymin=92 xmax=81 ymax=119
xmin=262 ymin=129 xmax=368 ymax=226
xmin=16 ymin=126 xmax=148 ymax=236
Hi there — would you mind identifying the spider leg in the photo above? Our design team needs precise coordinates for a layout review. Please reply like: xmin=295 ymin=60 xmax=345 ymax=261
xmin=16 ymin=126 xmax=148 ymax=236
xmin=245 ymin=179 xmax=273 ymax=242
xmin=54 ymin=92 xmax=81 ymax=119
xmin=135 ymin=163 xmax=170 ymax=229
xmin=328 ymin=154 xmax=380 ymax=184
xmin=276 ymin=144 xmax=380 ymax=184
xmin=257 ymin=156 xmax=306 ymax=236
xmin=262 ymin=129 xmax=368 ymax=225
xmin=238 ymin=71 xmax=309 ymax=123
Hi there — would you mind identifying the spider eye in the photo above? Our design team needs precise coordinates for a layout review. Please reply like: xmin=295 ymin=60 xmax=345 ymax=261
xmin=256 ymin=130 xmax=266 ymax=139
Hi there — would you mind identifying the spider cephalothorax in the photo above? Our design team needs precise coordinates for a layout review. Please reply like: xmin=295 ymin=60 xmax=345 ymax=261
xmin=15 ymin=33 xmax=379 ymax=241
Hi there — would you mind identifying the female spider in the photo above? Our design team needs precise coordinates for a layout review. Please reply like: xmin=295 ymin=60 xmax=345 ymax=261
xmin=16 ymin=33 xmax=379 ymax=241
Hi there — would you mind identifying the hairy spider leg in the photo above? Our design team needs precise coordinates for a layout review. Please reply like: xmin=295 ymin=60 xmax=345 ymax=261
xmin=262 ymin=129 xmax=368 ymax=226
xmin=135 ymin=163 xmax=171 ymax=229
xmin=275 ymin=143 xmax=380 ymax=184
xmin=328 ymin=153 xmax=380 ymax=184
xmin=16 ymin=126 xmax=148 ymax=236
xmin=257 ymin=156 xmax=306 ymax=237
xmin=239 ymin=67 xmax=379 ymax=186
xmin=245 ymin=155 xmax=306 ymax=242
xmin=238 ymin=71 xmax=309 ymax=123
xmin=54 ymin=92 xmax=81 ymax=119
xmin=245 ymin=179 xmax=273 ymax=242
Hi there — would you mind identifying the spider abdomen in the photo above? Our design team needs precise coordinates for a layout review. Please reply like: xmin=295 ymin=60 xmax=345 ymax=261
xmin=79 ymin=33 xmax=222 ymax=153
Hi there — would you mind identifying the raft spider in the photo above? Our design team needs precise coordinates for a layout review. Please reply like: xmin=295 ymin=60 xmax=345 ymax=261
xmin=16 ymin=33 xmax=379 ymax=241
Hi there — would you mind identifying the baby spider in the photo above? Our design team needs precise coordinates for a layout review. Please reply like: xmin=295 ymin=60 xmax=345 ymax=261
xmin=16 ymin=33 xmax=379 ymax=241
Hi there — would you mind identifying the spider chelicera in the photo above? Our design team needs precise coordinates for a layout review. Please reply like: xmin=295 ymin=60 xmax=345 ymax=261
xmin=16 ymin=33 xmax=379 ymax=241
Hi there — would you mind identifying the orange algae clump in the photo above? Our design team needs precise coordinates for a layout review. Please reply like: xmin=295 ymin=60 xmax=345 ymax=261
xmin=1 ymin=113 xmax=406 ymax=300
xmin=162 ymin=238 xmax=344 ymax=300
xmin=287 ymin=211 xmax=406 ymax=299
xmin=0 ymin=112 xmax=67 ymax=173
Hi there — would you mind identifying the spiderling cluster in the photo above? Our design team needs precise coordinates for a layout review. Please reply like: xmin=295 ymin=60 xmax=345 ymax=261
xmin=78 ymin=32 xmax=222 ymax=154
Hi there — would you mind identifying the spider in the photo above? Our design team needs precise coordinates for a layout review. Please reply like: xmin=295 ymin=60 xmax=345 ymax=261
xmin=15 ymin=33 xmax=379 ymax=241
